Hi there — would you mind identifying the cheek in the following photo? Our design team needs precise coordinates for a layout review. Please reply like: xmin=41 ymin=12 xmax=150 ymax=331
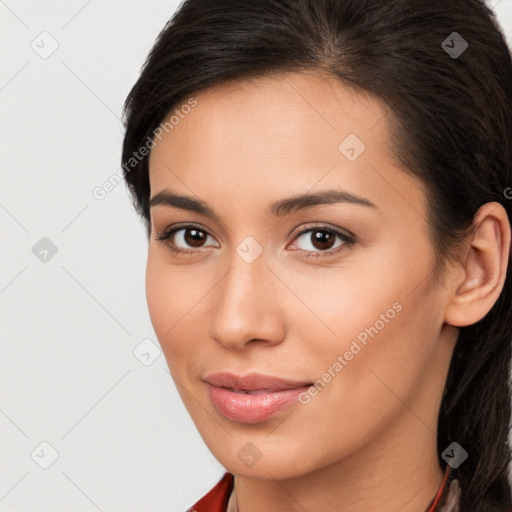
xmin=288 ymin=243 xmax=438 ymax=392
xmin=145 ymin=253 xmax=168 ymax=337
xmin=279 ymin=259 xmax=404 ymax=354
xmin=319 ymin=283 xmax=439 ymax=409
xmin=145 ymin=251 xmax=216 ymax=369
xmin=145 ymin=253 xmax=188 ymax=359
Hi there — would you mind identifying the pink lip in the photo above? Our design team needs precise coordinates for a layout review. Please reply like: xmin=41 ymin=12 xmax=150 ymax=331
xmin=203 ymin=372 xmax=313 ymax=424
xmin=203 ymin=372 xmax=312 ymax=391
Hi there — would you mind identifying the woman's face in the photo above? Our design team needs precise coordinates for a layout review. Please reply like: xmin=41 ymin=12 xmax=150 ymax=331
xmin=146 ymin=71 xmax=458 ymax=479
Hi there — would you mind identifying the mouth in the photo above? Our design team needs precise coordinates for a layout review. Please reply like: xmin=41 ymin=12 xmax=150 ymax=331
xmin=203 ymin=372 xmax=313 ymax=423
xmin=225 ymin=388 xmax=287 ymax=394
xmin=203 ymin=371 xmax=312 ymax=391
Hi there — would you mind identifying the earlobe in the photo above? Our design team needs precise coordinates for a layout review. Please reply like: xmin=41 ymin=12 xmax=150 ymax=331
xmin=444 ymin=202 xmax=511 ymax=328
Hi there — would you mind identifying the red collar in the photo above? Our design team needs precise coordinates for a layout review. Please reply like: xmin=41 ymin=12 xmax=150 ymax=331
xmin=425 ymin=463 xmax=453 ymax=512
xmin=190 ymin=464 xmax=453 ymax=512
xmin=190 ymin=471 xmax=233 ymax=512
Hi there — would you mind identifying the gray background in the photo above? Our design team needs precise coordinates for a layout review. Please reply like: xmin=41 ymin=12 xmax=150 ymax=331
xmin=1 ymin=1 xmax=511 ymax=511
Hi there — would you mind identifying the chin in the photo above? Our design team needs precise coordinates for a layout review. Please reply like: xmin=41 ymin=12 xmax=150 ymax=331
xmin=209 ymin=437 xmax=324 ymax=480
xmin=227 ymin=459 xmax=308 ymax=480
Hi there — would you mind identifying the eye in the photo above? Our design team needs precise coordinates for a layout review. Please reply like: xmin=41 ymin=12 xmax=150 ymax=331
xmin=154 ymin=222 xmax=355 ymax=258
xmin=288 ymin=225 xmax=355 ymax=258
xmin=154 ymin=224 xmax=219 ymax=253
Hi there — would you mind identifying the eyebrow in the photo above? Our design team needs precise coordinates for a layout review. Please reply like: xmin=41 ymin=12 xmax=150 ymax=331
xmin=149 ymin=188 xmax=377 ymax=219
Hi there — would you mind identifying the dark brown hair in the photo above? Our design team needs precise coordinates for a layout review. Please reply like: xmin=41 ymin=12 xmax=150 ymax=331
xmin=121 ymin=1 xmax=512 ymax=510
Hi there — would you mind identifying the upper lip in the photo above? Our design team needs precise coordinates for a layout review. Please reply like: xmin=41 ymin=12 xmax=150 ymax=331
xmin=203 ymin=372 xmax=312 ymax=391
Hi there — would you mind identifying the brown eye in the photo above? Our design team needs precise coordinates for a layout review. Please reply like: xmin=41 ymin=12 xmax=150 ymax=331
xmin=182 ymin=228 xmax=207 ymax=247
xmin=155 ymin=225 xmax=220 ymax=252
xmin=309 ymin=230 xmax=337 ymax=250
xmin=289 ymin=226 xmax=355 ymax=258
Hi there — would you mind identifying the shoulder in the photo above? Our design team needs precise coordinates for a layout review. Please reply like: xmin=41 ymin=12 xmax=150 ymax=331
xmin=187 ymin=472 xmax=234 ymax=512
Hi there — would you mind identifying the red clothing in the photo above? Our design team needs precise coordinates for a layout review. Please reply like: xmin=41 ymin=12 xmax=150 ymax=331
xmin=188 ymin=472 xmax=233 ymax=512
xmin=189 ymin=463 xmax=457 ymax=512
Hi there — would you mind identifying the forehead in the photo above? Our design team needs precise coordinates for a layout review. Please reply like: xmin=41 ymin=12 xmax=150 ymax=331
xmin=148 ymin=71 xmax=427 ymax=223
xmin=149 ymin=71 xmax=386 ymax=164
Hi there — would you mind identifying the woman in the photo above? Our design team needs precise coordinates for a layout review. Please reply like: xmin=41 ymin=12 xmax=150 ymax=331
xmin=121 ymin=0 xmax=512 ymax=510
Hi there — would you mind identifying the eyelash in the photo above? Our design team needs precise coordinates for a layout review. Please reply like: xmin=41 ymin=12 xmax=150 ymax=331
xmin=154 ymin=223 xmax=355 ymax=259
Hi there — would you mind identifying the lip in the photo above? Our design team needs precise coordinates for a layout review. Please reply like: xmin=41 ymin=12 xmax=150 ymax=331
xmin=203 ymin=372 xmax=313 ymax=424
xmin=203 ymin=372 xmax=312 ymax=391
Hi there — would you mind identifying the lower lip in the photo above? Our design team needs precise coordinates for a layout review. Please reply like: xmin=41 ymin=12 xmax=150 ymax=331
xmin=207 ymin=384 xmax=312 ymax=424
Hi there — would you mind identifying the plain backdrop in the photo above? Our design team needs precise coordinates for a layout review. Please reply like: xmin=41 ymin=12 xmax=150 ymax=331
xmin=1 ymin=1 xmax=512 ymax=511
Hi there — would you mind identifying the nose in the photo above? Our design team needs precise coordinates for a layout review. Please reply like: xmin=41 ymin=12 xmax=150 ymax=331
xmin=209 ymin=250 xmax=287 ymax=351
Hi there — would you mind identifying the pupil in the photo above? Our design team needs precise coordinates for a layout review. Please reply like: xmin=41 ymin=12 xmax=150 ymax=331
xmin=185 ymin=229 xmax=205 ymax=247
xmin=313 ymin=230 xmax=334 ymax=250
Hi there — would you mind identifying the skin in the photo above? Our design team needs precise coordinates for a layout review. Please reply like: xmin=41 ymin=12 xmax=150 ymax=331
xmin=145 ymin=71 xmax=511 ymax=512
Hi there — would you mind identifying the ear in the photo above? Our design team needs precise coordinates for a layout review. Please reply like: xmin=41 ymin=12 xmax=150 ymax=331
xmin=444 ymin=202 xmax=511 ymax=327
